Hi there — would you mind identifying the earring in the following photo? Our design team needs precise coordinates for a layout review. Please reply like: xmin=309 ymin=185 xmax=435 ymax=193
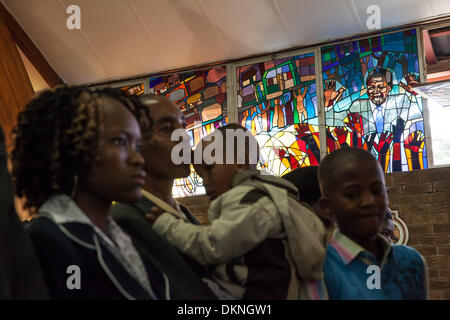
xmin=71 ymin=174 xmax=78 ymax=199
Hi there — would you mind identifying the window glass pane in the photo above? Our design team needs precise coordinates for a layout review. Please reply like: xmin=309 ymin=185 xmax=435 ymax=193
xmin=415 ymin=81 xmax=450 ymax=166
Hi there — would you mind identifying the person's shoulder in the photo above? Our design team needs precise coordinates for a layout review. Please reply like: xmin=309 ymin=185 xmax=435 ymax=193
xmin=110 ymin=201 xmax=140 ymax=216
xmin=258 ymin=174 xmax=295 ymax=190
xmin=392 ymin=244 xmax=424 ymax=260
xmin=111 ymin=200 xmax=156 ymax=239
xmin=349 ymin=98 xmax=364 ymax=105
xmin=110 ymin=200 xmax=155 ymax=226
xmin=222 ymin=183 xmax=263 ymax=203
xmin=232 ymin=174 xmax=299 ymax=206
xmin=226 ymin=186 xmax=278 ymax=214
xmin=27 ymin=216 xmax=61 ymax=236
xmin=323 ymin=242 xmax=351 ymax=272
xmin=323 ymin=244 xmax=345 ymax=285
xmin=26 ymin=216 xmax=77 ymax=254
xmin=391 ymin=244 xmax=427 ymax=273
xmin=348 ymin=98 xmax=366 ymax=110
xmin=213 ymin=185 xmax=274 ymax=220
xmin=324 ymin=243 xmax=342 ymax=262
xmin=238 ymin=187 xmax=269 ymax=205
xmin=392 ymin=93 xmax=408 ymax=101
xmin=382 ymin=94 xmax=399 ymax=104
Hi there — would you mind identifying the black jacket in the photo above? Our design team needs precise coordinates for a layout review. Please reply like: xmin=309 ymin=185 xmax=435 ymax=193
xmin=111 ymin=197 xmax=217 ymax=300
xmin=0 ymin=126 xmax=48 ymax=299
xmin=27 ymin=216 xmax=168 ymax=300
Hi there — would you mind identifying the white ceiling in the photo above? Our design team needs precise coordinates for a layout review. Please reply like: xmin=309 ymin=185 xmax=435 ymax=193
xmin=3 ymin=0 xmax=450 ymax=86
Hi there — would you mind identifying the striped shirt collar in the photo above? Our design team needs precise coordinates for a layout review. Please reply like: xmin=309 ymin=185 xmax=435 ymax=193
xmin=330 ymin=229 xmax=392 ymax=266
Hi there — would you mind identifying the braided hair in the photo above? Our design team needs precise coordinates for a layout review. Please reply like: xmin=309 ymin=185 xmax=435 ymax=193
xmin=12 ymin=86 xmax=152 ymax=213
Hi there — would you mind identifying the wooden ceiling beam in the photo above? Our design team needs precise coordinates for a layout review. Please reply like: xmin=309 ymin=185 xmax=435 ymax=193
xmin=0 ymin=7 xmax=34 ymax=150
xmin=0 ymin=2 xmax=64 ymax=88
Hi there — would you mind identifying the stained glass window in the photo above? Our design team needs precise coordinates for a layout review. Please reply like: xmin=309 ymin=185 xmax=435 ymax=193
xmin=149 ymin=67 xmax=227 ymax=196
xmin=119 ymin=83 xmax=144 ymax=95
xmin=237 ymin=53 xmax=319 ymax=177
xmin=322 ymin=29 xmax=426 ymax=172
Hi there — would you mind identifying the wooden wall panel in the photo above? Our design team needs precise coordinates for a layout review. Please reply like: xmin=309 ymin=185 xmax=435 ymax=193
xmin=0 ymin=3 xmax=63 ymax=88
xmin=0 ymin=13 xmax=34 ymax=150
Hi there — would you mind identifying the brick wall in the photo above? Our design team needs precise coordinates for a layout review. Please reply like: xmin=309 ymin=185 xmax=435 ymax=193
xmin=386 ymin=167 xmax=450 ymax=300
xmin=178 ymin=166 xmax=450 ymax=300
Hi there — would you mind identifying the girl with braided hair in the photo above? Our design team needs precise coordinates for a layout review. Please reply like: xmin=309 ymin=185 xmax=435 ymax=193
xmin=12 ymin=86 xmax=169 ymax=300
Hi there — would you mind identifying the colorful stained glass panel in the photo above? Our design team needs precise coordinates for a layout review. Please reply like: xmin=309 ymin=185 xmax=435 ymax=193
xmin=322 ymin=30 xmax=426 ymax=172
xmin=237 ymin=53 xmax=319 ymax=177
xmin=149 ymin=67 xmax=227 ymax=197
xmin=119 ymin=83 xmax=144 ymax=95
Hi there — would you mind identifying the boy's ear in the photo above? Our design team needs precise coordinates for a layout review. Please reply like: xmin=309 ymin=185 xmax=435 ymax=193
xmin=318 ymin=196 xmax=332 ymax=218
xmin=317 ymin=197 xmax=335 ymax=229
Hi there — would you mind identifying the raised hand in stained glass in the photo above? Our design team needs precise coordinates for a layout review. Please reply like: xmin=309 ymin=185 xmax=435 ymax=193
xmin=344 ymin=112 xmax=365 ymax=137
xmin=399 ymin=73 xmax=420 ymax=95
xmin=404 ymin=130 xmax=425 ymax=170
xmin=332 ymin=127 xmax=349 ymax=147
xmin=324 ymin=79 xmax=346 ymax=111
xmin=376 ymin=132 xmax=394 ymax=155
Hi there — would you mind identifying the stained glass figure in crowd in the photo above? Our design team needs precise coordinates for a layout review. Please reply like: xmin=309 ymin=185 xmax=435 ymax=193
xmin=322 ymin=30 xmax=427 ymax=172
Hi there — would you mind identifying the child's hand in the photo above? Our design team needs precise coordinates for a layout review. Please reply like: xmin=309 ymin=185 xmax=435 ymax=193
xmin=145 ymin=207 xmax=165 ymax=226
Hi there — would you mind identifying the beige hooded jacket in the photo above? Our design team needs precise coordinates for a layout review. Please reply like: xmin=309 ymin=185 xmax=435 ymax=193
xmin=154 ymin=170 xmax=327 ymax=299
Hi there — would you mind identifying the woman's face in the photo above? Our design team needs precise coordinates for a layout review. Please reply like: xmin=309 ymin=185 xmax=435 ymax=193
xmin=81 ymin=97 xmax=145 ymax=204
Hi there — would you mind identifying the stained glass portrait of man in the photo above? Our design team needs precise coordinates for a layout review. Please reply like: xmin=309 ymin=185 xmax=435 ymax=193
xmin=322 ymin=30 xmax=427 ymax=172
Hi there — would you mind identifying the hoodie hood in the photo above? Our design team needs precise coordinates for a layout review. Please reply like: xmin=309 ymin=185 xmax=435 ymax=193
xmin=233 ymin=169 xmax=326 ymax=280
xmin=232 ymin=170 xmax=298 ymax=195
